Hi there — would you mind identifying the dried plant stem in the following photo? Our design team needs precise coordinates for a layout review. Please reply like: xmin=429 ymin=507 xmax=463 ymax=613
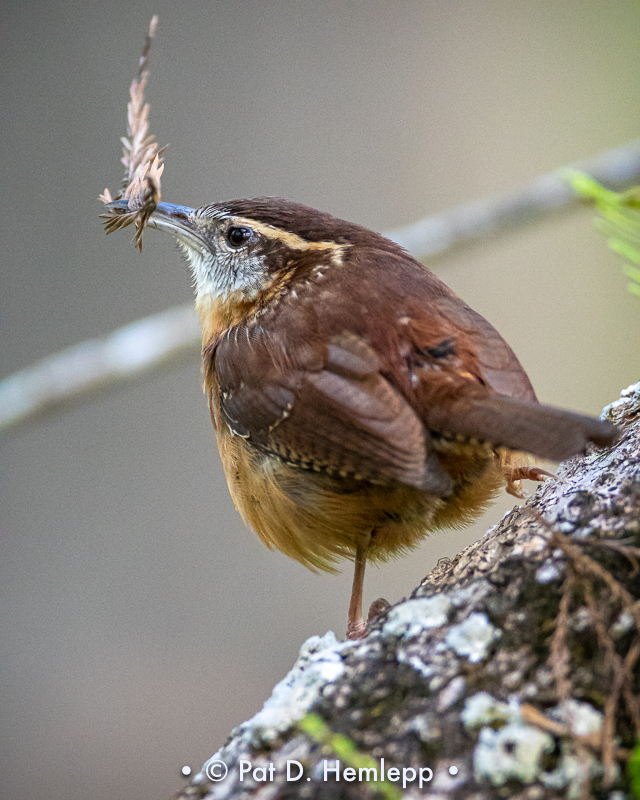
xmin=621 ymin=639 xmax=640 ymax=733
xmin=520 ymin=704 xmax=632 ymax=760
xmin=583 ymin=583 xmax=636 ymax=785
xmin=583 ymin=538 xmax=640 ymax=577
xmin=598 ymin=638 xmax=640 ymax=787
xmin=520 ymin=703 xmax=570 ymax=737
xmin=583 ymin=582 xmax=640 ymax=735
xmin=548 ymin=567 xmax=575 ymax=703
xmin=526 ymin=505 xmax=640 ymax=790
xmin=549 ymin=527 xmax=640 ymax=634
xmin=100 ymin=15 xmax=165 ymax=250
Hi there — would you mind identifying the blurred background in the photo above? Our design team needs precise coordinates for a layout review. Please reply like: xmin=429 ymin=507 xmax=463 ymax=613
xmin=2 ymin=2 xmax=639 ymax=799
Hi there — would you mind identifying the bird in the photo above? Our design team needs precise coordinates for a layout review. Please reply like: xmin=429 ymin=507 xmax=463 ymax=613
xmin=105 ymin=196 xmax=619 ymax=639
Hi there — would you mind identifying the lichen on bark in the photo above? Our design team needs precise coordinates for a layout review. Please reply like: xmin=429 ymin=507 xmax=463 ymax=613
xmin=176 ymin=382 xmax=640 ymax=800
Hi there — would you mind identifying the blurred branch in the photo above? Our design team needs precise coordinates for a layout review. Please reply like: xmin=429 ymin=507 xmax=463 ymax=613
xmin=0 ymin=306 xmax=200 ymax=431
xmin=388 ymin=138 xmax=640 ymax=255
xmin=3 ymin=138 xmax=640 ymax=433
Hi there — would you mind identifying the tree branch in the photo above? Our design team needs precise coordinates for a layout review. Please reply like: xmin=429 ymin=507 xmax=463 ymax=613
xmin=175 ymin=382 xmax=640 ymax=800
xmin=388 ymin=138 xmax=640 ymax=255
xmin=0 ymin=305 xmax=200 ymax=431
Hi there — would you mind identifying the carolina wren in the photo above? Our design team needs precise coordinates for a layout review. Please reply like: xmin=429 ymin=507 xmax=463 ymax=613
xmin=106 ymin=197 xmax=619 ymax=639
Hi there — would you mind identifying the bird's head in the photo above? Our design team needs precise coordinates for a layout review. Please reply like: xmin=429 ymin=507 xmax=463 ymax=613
xmin=106 ymin=196 xmax=403 ymax=336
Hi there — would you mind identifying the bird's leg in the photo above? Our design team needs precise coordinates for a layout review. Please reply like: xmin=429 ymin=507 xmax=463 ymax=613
xmin=346 ymin=532 xmax=372 ymax=640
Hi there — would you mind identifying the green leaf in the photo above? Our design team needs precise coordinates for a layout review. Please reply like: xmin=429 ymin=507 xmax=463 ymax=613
xmin=562 ymin=168 xmax=640 ymax=299
xmin=628 ymin=737 xmax=640 ymax=800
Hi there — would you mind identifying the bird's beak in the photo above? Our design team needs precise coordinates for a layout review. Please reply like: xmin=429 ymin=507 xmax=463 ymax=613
xmin=149 ymin=201 xmax=198 ymax=233
xmin=106 ymin=199 xmax=203 ymax=247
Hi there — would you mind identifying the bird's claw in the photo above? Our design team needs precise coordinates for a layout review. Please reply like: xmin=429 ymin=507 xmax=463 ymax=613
xmin=505 ymin=465 xmax=557 ymax=497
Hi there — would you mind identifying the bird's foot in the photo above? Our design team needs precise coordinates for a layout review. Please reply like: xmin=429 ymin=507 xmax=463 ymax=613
xmin=346 ymin=617 xmax=367 ymax=639
xmin=346 ymin=598 xmax=390 ymax=639
xmin=505 ymin=466 xmax=557 ymax=497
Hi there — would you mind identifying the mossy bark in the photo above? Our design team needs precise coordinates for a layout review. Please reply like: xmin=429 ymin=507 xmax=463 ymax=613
xmin=176 ymin=383 xmax=640 ymax=800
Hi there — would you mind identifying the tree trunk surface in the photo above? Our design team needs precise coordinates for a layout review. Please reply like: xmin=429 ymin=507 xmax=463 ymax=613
xmin=176 ymin=382 xmax=640 ymax=800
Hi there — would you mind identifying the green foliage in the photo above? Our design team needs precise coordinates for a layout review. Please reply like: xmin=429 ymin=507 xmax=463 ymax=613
xmin=564 ymin=169 xmax=640 ymax=297
xmin=629 ymin=737 xmax=640 ymax=800
xmin=299 ymin=713 xmax=402 ymax=800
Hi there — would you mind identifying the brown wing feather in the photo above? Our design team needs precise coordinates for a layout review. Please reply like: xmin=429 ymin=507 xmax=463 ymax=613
xmin=311 ymin=245 xmax=536 ymax=403
xmin=393 ymin=304 xmax=617 ymax=459
xmin=429 ymin=298 xmax=537 ymax=401
xmin=212 ymin=324 xmax=453 ymax=493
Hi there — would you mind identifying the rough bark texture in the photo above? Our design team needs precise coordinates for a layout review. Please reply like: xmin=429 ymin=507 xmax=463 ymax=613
xmin=175 ymin=382 xmax=640 ymax=800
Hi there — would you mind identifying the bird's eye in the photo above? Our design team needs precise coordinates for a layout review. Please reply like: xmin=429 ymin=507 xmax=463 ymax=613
xmin=226 ymin=226 xmax=252 ymax=247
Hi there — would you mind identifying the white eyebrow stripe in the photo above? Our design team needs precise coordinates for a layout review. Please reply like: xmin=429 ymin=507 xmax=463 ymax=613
xmin=231 ymin=216 xmax=349 ymax=253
